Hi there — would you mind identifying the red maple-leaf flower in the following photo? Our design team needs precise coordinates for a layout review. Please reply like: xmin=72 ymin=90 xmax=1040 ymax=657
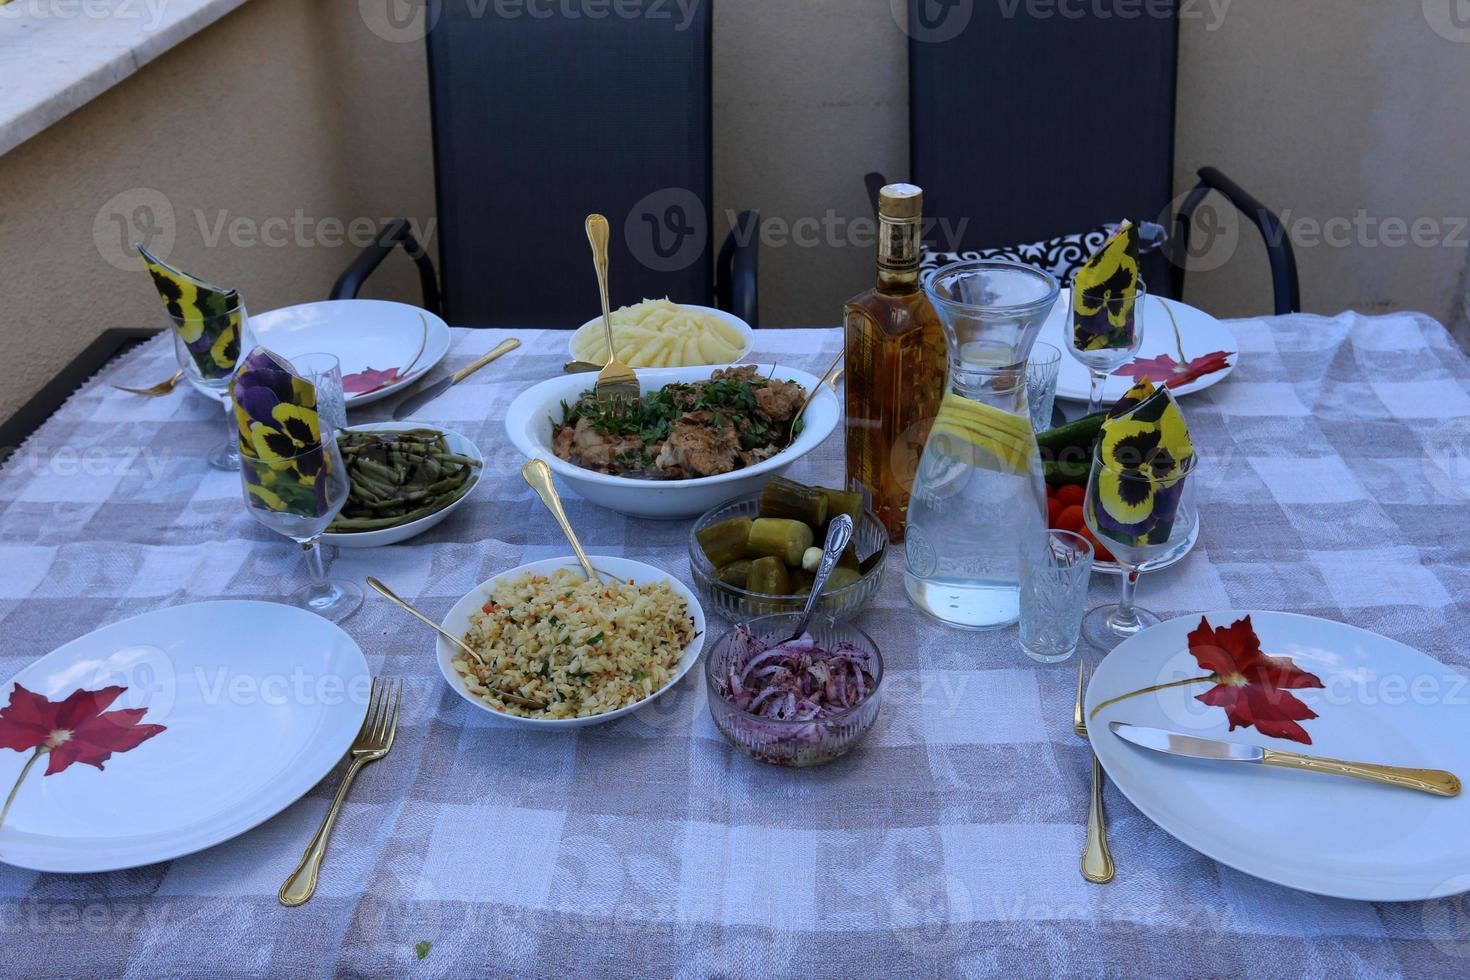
xmin=1114 ymin=350 xmax=1232 ymax=388
xmin=0 ymin=684 xmax=166 ymax=775
xmin=341 ymin=366 xmax=403 ymax=395
xmin=1187 ymin=615 xmax=1324 ymax=744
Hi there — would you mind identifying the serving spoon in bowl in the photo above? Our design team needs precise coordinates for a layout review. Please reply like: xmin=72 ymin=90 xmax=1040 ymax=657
xmin=584 ymin=214 xmax=640 ymax=406
xmin=364 ymin=576 xmax=548 ymax=710
xmin=522 ymin=458 xmax=603 ymax=584
xmin=772 ymin=513 xmax=854 ymax=645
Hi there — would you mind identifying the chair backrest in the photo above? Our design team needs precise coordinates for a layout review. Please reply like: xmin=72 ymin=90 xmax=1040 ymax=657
xmin=425 ymin=1 xmax=714 ymax=327
xmin=908 ymin=1 xmax=1178 ymax=252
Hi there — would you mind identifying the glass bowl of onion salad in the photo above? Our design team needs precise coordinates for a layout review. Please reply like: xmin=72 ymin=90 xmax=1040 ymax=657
xmin=704 ymin=613 xmax=883 ymax=767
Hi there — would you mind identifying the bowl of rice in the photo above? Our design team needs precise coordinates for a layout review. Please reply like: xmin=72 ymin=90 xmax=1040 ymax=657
xmin=436 ymin=556 xmax=706 ymax=728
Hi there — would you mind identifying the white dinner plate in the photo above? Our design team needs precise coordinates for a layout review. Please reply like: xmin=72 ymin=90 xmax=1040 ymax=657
xmin=195 ymin=299 xmax=451 ymax=407
xmin=436 ymin=556 xmax=706 ymax=729
xmin=0 ymin=601 xmax=370 ymax=873
xmin=1086 ymin=610 xmax=1470 ymax=901
xmin=1041 ymin=291 xmax=1238 ymax=403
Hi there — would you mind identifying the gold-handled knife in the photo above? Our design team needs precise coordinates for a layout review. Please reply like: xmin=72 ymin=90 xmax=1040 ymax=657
xmin=1110 ymin=722 xmax=1461 ymax=797
xmin=392 ymin=338 xmax=520 ymax=420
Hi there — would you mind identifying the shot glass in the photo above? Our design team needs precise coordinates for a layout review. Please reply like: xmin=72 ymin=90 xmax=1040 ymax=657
xmin=1019 ymin=530 xmax=1094 ymax=664
xmin=1026 ymin=341 xmax=1062 ymax=433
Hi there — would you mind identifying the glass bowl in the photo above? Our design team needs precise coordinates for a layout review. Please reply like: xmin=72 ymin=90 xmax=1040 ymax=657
xmin=687 ymin=494 xmax=888 ymax=622
xmin=704 ymin=613 xmax=883 ymax=767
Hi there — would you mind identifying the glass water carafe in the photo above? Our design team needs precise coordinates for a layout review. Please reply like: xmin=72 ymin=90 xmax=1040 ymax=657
xmin=903 ymin=261 xmax=1062 ymax=630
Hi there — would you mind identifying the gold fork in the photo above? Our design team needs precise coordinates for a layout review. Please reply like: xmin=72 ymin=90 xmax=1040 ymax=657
xmin=584 ymin=214 xmax=640 ymax=404
xmin=111 ymin=369 xmax=183 ymax=397
xmin=279 ymin=677 xmax=402 ymax=907
xmin=1074 ymin=659 xmax=1115 ymax=884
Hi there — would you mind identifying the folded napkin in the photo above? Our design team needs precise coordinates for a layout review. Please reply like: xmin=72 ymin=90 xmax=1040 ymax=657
xmin=231 ymin=347 xmax=328 ymax=517
xmin=1090 ymin=378 xmax=1194 ymax=545
xmin=1071 ymin=220 xmax=1141 ymax=352
xmin=137 ymin=245 xmax=243 ymax=381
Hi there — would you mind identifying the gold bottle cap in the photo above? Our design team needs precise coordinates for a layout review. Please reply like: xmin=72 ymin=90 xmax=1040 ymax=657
xmin=879 ymin=183 xmax=923 ymax=219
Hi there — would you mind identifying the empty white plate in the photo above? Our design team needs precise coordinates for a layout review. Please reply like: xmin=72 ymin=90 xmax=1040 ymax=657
xmin=1087 ymin=610 xmax=1470 ymax=901
xmin=1040 ymin=291 xmax=1238 ymax=403
xmin=0 ymin=601 xmax=370 ymax=873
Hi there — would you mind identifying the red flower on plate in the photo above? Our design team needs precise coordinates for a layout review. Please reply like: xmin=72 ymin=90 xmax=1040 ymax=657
xmin=341 ymin=366 xmax=403 ymax=395
xmin=0 ymin=684 xmax=166 ymax=832
xmin=1187 ymin=615 xmax=1324 ymax=744
xmin=1113 ymin=350 xmax=1232 ymax=388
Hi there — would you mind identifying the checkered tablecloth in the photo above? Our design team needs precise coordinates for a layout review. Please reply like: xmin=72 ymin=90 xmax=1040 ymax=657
xmin=2 ymin=313 xmax=1470 ymax=978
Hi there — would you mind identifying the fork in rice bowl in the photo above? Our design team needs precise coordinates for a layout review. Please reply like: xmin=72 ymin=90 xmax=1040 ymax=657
xmin=436 ymin=556 xmax=707 ymax=728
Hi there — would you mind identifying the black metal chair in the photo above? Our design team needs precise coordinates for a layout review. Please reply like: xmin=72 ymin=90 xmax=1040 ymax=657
xmin=331 ymin=0 xmax=760 ymax=328
xmin=896 ymin=0 xmax=1299 ymax=315
xmin=0 ymin=328 xmax=159 ymax=461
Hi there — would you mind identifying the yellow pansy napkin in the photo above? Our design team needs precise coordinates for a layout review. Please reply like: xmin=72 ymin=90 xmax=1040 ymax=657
xmin=137 ymin=245 xmax=243 ymax=381
xmin=1072 ymin=220 xmax=1141 ymax=352
xmin=1090 ymin=378 xmax=1194 ymax=545
xmin=231 ymin=347 xmax=327 ymax=516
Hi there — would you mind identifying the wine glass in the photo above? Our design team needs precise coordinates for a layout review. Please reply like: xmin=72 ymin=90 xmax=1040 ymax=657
xmin=285 ymin=353 xmax=347 ymax=434
xmin=239 ymin=437 xmax=363 ymax=623
xmin=1081 ymin=445 xmax=1198 ymax=650
xmin=168 ymin=297 xmax=251 ymax=470
xmin=1065 ymin=279 xmax=1146 ymax=414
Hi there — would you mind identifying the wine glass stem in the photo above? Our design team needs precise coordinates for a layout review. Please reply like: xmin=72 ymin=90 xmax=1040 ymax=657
xmin=301 ymin=537 xmax=330 ymax=596
xmin=1114 ymin=567 xmax=1142 ymax=631
xmin=220 ymin=396 xmax=237 ymax=449
xmin=1087 ymin=369 xmax=1107 ymax=414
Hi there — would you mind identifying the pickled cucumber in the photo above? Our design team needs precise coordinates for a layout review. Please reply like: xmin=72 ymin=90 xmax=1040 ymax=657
xmin=697 ymin=516 xmax=752 ymax=567
xmin=747 ymin=555 xmax=791 ymax=595
xmin=821 ymin=567 xmax=862 ymax=593
xmin=716 ymin=559 xmax=753 ymax=589
xmin=746 ymin=518 xmax=814 ymax=566
xmin=818 ymin=487 xmax=864 ymax=529
xmin=759 ymin=477 xmax=828 ymax=526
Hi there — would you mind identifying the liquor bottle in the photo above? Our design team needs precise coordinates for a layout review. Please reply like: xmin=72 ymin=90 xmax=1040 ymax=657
xmin=843 ymin=183 xmax=947 ymax=542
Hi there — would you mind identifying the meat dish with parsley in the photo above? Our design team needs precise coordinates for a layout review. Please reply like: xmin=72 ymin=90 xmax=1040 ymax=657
xmin=551 ymin=366 xmax=807 ymax=479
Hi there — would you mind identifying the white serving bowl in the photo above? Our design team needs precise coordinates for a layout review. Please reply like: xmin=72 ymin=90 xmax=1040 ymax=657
xmin=504 ymin=362 xmax=838 ymax=519
xmin=569 ymin=304 xmax=753 ymax=367
xmin=323 ymin=422 xmax=483 ymax=548
xmin=435 ymin=556 xmax=707 ymax=729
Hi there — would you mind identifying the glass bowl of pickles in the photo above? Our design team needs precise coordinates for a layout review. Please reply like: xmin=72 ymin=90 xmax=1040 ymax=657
xmin=687 ymin=478 xmax=889 ymax=622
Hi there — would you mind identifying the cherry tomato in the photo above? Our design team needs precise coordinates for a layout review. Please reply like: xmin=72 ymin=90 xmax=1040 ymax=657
xmin=1056 ymin=504 xmax=1085 ymax=535
xmin=1055 ymin=484 xmax=1085 ymax=508
xmin=1046 ymin=496 xmax=1062 ymax=527
xmin=1078 ymin=525 xmax=1115 ymax=563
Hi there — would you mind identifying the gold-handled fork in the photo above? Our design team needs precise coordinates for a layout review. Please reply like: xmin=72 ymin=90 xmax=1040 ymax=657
xmin=584 ymin=214 xmax=640 ymax=404
xmin=1074 ymin=659 xmax=1115 ymax=884
xmin=787 ymin=348 xmax=844 ymax=444
xmin=280 ymin=677 xmax=402 ymax=907
xmin=111 ymin=369 xmax=184 ymax=397
xmin=365 ymin=577 xmax=547 ymax=710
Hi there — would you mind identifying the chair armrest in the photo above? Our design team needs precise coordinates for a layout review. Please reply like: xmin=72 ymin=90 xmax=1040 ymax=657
xmin=329 ymin=218 xmax=442 ymax=317
xmin=1 ymin=327 xmax=160 ymax=461
xmin=715 ymin=210 xmax=761 ymax=328
xmin=864 ymin=172 xmax=889 ymax=217
xmin=1172 ymin=166 xmax=1301 ymax=316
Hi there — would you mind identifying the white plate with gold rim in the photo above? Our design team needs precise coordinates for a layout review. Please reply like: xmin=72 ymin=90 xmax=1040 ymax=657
xmin=1087 ymin=610 xmax=1470 ymax=901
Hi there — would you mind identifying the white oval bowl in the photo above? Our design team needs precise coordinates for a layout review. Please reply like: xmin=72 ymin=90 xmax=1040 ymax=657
xmin=436 ymin=556 xmax=707 ymax=729
xmin=568 ymin=304 xmax=752 ymax=368
xmin=504 ymin=363 xmax=838 ymax=519
xmin=324 ymin=422 xmax=483 ymax=548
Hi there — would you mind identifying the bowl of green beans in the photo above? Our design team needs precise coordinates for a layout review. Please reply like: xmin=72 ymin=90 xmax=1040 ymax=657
xmin=323 ymin=423 xmax=484 ymax=547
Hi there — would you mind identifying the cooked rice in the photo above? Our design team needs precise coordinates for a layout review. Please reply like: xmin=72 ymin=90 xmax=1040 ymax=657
xmin=453 ymin=568 xmax=696 ymax=719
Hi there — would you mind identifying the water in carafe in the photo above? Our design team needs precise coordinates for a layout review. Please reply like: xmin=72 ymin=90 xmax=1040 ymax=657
xmin=903 ymin=262 xmax=1062 ymax=630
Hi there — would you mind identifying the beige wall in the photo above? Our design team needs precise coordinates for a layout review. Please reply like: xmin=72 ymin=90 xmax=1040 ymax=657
xmin=0 ymin=0 xmax=435 ymax=422
xmin=1174 ymin=0 xmax=1470 ymax=322
xmin=3 ymin=0 xmax=1467 ymax=421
